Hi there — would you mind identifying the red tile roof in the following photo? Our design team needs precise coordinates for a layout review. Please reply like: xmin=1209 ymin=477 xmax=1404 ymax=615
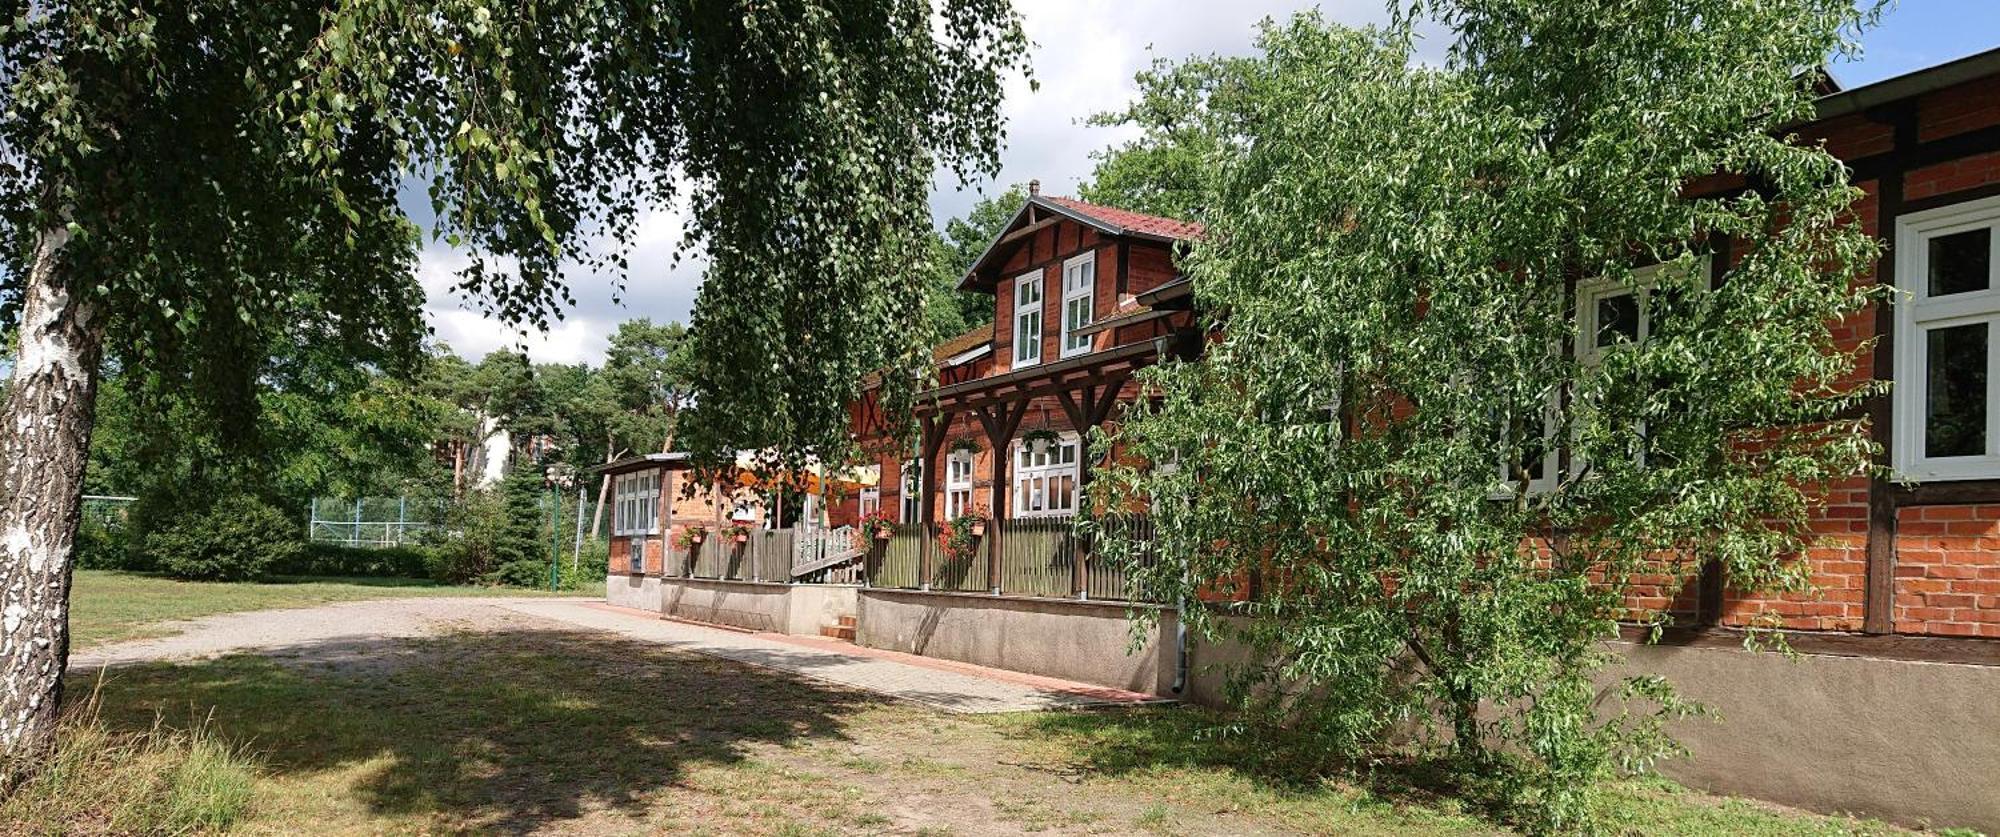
xmin=1039 ymin=196 xmax=1205 ymax=241
xmin=932 ymin=324 xmax=992 ymax=362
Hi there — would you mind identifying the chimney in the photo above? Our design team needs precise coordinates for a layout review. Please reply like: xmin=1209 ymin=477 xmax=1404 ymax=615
xmin=1028 ymin=179 xmax=1040 ymax=197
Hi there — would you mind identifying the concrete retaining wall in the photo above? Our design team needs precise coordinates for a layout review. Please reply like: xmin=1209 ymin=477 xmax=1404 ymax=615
xmin=855 ymin=589 xmax=1178 ymax=694
xmin=604 ymin=574 xmax=660 ymax=611
xmin=1181 ymin=624 xmax=2000 ymax=832
xmin=1617 ymin=641 xmax=2000 ymax=832
xmin=619 ymin=579 xmax=1998 ymax=830
xmin=639 ymin=578 xmax=859 ymax=636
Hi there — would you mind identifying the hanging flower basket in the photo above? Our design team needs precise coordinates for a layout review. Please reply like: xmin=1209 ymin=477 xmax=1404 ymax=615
xmin=721 ymin=524 xmax=753 ymax=544
xmin=673 ymin=525 xmax=708 ymax=550
xmin=1021 ymin=428 xmax=1061 ymax=455
xmin=859 ymin=510 xmax=898 ymax=543
xmin=938 ymin=505 xmax=990 ymax=563
xmin=948 ymin=436 xmax=982 ymax=456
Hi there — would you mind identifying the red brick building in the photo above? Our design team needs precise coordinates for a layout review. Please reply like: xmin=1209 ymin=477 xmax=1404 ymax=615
xmin=852 ymin=50 xmax=2000 ymax=654
xmin=844 ymin=184 xmax=1202 ymax=545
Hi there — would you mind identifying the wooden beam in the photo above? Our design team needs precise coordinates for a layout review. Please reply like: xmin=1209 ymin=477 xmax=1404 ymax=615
xmin=1053 ymin=385 xmax=1092 ymax=433
xmin=1087 ymin=374 xmax=1128 ymax=427
xmin=1616 ymin=623 xmax=2000 ymax=668
xmin=1697 ymin=235 xmax=1733 ymax=626
xmin=1863 ymin=102 xmax=1917 ymax=636
xmin=999 ymin=216 xmax=1059 ymax=246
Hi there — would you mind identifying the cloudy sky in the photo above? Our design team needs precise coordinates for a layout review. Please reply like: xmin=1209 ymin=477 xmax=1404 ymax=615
xmin=421 ymin=0 xmax=2000 ymax=367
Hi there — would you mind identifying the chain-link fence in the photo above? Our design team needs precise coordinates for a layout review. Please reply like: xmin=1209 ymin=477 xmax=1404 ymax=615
xmin=81 ymin=495 xmax=136 ymax=531
xmin=307 ymin=497 xmax=438 ymax=548
xmin=307 ymin=494 xmax=609 ymax=550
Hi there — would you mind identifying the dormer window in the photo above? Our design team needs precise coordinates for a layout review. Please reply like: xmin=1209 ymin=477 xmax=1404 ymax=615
xmin=1014 ymin=271 xmax=1044 ymax=367
xmin=1061 ymin=253 xmax=1096 ymax=358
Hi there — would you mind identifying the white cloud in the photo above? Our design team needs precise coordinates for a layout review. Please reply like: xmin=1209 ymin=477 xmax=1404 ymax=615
xmin=930 ymin=0 xmax=1402 ymax=221
xmin=421 ymin=199 xmax=705 ymax=366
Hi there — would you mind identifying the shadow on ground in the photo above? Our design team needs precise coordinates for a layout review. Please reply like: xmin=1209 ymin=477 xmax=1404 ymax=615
xmin=67 ymin=626 xmax=888 ymax=834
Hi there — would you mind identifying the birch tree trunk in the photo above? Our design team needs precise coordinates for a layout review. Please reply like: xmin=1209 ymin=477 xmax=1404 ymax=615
xmin=0 ymin=225 xmax=105 ymax=777
xmin=589 ymin=432 xmax=614 ymax=541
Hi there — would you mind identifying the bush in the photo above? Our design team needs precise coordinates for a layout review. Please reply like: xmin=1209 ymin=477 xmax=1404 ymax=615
xmin=73 ymin=519 xmax=135 ymax=571
xmin=556 ymin=538 xmax=610 ymax=591
xmin=0 ymin=698 xmax=257 ymax=834
xmin=146 ymin=495 xmax=303 ymax=582
xmin=277 ymin=542 xmax=437 ymax=578
xmin=425 ymin=490 xmax=505 ymax=584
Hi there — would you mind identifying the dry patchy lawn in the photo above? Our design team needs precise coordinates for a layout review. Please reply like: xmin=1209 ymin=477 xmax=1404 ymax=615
xmin=54 ymin=615 xmax=1928 ymax=836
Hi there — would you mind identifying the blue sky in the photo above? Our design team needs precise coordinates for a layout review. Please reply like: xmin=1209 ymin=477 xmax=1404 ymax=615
xmin=421 ymin=1 xmax=2000 ymax=366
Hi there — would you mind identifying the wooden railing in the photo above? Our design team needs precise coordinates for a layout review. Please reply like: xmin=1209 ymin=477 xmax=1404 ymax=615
xmin=669 ymin=527 xmax=853 ymax=583
xmin=862 ymin=516 xmax=1160 ymax=603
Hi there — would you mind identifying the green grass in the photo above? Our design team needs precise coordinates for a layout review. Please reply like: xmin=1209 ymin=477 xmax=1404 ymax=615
xmin=988 ymin=707 xmax=1923 ymax=836
xmin=37 ymin=617 xmax=1949 ymax=836
xmin=1 ymin=695 xmax=257 ymax=835
xmin=70 ymin=569 xmax=599 ymax=650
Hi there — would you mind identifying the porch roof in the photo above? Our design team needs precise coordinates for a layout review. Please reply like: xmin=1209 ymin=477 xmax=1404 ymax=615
xmin=913 ymin=339 xmax=1162 ymax=416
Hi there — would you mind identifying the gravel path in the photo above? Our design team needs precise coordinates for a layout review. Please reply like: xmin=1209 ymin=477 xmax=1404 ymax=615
xmin=500 ymin=600 xmax=1168 ymax=713
xmin=67 ymin=597 xmax=576 ymax=670
xmin=66 ymin=596 xmax=1166 ymax=714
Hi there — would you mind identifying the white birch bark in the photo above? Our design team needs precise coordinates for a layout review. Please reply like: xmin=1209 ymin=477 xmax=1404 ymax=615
xmin=0 ymin=224 xmax=104 ymax=776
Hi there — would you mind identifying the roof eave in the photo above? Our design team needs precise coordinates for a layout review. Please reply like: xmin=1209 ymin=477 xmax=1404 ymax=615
xmin=598 ymin=451 xmax=696 ymax=476
xmin=1809 ymin=46 xmax=2000 ymax=124
xmin=958 ymin=196 xmax=1133 ymax=292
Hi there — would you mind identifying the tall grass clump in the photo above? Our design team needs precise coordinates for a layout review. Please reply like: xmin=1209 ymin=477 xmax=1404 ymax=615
xmin=0 ymin=694 xmax=256 ymax=835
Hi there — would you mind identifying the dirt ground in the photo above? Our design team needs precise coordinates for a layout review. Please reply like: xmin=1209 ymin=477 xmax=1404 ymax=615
xmin=62 ymin=599 xmax=1912 ymax=836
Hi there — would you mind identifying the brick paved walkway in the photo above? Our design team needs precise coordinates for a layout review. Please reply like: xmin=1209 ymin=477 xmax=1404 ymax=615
xmin=496 ymin=600 xmax=1172 ymax=714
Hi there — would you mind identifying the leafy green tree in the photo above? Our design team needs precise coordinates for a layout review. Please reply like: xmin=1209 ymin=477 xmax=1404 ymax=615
xmin=600 ymin=318 xmax=696 ymax=455
xmin=926 ymin=184 xmax=1023 ymax=336
xmin=85 ymin=340 xmax=451 ymax=558
xmin=1080 ymin=59 xmax=1250 ymax=221
xmin=1092 ymin=5 xmax=1882 ymax=829
xmin=0 ymin=0 xmax=1025 ymax=771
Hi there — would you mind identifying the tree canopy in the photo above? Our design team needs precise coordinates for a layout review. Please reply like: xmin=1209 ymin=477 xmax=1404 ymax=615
xmin=0 ymin=0 xmax=1027 ymax=769
xmin=926 ymin=184 xmax=1023 ymax=337
xmin=1091 ymin=3 xmax=1883 ymax=828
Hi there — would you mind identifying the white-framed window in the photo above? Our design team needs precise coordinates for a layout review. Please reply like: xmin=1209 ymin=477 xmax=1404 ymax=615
xmin=1895 ymin=194 xmax=2000 ymax=481
xmin=1013 ymin=434 xmax=1081 ymax=517
xmin=1573 ymin=257 xmax=1708 ymax=472
xmin=1494 ymin=391 xmax=1561 ymax=496
xmin=856 ymin=465 xmax=882 ymax=519
xmin=899 ymin=458 xmax=923 ymax=523
xmin=1060 ymin=252 xmax=1096 ymax=358
xmin=1013 ymin=271 xmax=1044 ymax=367
xmin=612 ymin=470 xmax=662 ymax=536
xmin=945 ymin=451 xmax=975 ymax=518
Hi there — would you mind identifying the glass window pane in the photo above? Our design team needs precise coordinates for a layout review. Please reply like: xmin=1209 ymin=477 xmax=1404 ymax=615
xmin=1929 ymin=228 xmax=1992 ymax=298
xmin=1926 ymin=322 xmax=1988 ymax=458
xmin=1596 ymin=292 xmax=1640 ymax=348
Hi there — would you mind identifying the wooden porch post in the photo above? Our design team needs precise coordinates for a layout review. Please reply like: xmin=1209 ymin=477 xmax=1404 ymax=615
xmin=975 ymin=401 xmax=1029 ymax=595
xmin=1055 ymin=375 xmax=1133 ymax=600
xmin=918 ymin=413 xmax=950 ymax=591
